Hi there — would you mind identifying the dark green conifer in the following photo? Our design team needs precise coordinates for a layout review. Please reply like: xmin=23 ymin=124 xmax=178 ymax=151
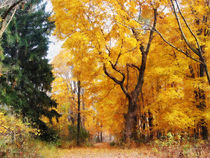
xmin=0 ymin=0 xmax=60 ymax=140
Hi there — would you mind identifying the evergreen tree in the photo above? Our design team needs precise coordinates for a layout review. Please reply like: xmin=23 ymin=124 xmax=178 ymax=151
xmin=0 ymin=0 xmax=60 ymax=140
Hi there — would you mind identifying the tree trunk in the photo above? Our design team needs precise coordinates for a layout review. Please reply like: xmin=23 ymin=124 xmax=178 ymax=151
xmin=148 ymin=110 xmax=153 ymax=139
xmin=77 ymin=80 xmax=81 ymax=146
xmin=100 ymin=123 xmax=103 ymax=142
xmin=192 ymin=59 xmax=208 ymax=140
xmin=124 ymin=98 xmax=138 ymax=142
xmin=103 ymin=8 xmax=157 ymax=144
xmin=100 ymin=131 xmax=103 ymax=142
xmin=81 ymin=93 xmax=85 ymax=127
xmin=124 ymin=54 xmax=147 ymax=143
xmin=197 ymin=62 xmax=208 ymax=139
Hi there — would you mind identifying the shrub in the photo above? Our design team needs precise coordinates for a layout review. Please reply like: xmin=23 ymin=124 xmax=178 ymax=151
xmin=0 ymin=112 xmax=40 ymax=157
xmin=110 ymin=141 xmax=116 ymax=146
xmin=151 ymin=132 xmax=209 ymax=158
xmin=68 ymin=125 xmax=89 ymax=143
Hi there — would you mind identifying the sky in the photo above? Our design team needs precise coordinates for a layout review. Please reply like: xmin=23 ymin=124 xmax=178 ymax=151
xmin=45 ymin=0 xmax=63 ymax=62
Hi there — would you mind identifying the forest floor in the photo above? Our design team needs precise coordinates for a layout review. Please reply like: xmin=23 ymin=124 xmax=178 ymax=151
xmin=39 ymin=142 xmax=210 ymax=158
xmin=61 ymin=143 xmax=158 ymax=158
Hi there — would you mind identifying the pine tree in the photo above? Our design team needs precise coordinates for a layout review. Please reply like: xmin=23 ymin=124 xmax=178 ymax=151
xmin=0 ymin=0 xmax=60 ymax=140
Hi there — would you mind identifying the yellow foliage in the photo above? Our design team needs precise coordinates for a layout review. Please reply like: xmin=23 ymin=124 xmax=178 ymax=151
xmin=50 ymin=0 xmax=210 ymax=139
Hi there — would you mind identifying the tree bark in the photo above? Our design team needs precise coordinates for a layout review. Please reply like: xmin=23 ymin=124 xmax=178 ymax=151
xmin=197 ymin=61 xmax=208 ymax=139
xmin=190 ymin=59 xmax=208 ymax=139
xmin=77 ymin=80 xmax=81 ymax=146
xmin=81 ymin=93 xmax=85 ymax=127
xmin=124 ymin=98 xmax=138 ymax=142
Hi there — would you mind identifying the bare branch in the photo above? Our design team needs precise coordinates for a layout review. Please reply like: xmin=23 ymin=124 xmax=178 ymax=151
xmin=103 ymin=63 xmax=130 ymax=98
xmin=103 ymin=64 xmax=122 ymax=85
xmin=113 ymin=39 xmax=124 ymax=67
xmin=114 ymin=52 xmax=122 ymax=67
xmin=145 ymin=8 xmax=158 ymax=54
xmin=2 ymin=0 xmax=24 ymax=20
xmin=170 ymin=0 xmax=199 ymax=56
xmin=109 ymin=61 xmax=125 ymax=83
xmin=174 ymin=0 xmax=203 ymax=54
xmin=154 ymin=28 xmax=204 ymax=64
xmin=127 ymin=64 xmax=140 ymax=71
xmin=0 ymin=6 xmax=17 ymax=38
xmin=105 ymin=45 xmax=111 ymax=56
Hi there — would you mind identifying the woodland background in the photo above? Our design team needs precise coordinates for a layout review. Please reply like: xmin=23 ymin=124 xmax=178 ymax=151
xmin=0 ymin=0 xmax=209 ymax=157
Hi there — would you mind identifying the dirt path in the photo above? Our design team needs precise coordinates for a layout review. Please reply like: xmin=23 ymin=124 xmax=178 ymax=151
xmin=40 ymin=142 xmax=210 ymax=158
xmin=61 ymin=149 xmax=157 ymax=158
xmin=61 ymin=143 xmax=158 ymax=158
xmin=93 ymin=142 xmax=111 ymax=148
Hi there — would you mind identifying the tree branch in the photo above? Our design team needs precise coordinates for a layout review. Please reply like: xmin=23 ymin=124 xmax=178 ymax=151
xmin=132 ymin=8 xmax=158 ymax=95
xmin=109 ymin=61 xmax=125 ymax=82
xmin=103 ymin=63 xmax=130 ymax=98
xmin=154 ymin=28 xmax=204 ymax=64
xmin=114 ymin=52 xmax=122 ymax=67
xmin=0 ymin=6 xmax=17 ymax=38
xmin=174 ymin=0 xmax=203 ymax=55
xmin=170 ymin=0 xmax=199 ymax=56
xmin=103 ymin=64 xmax=121 ymax=85
xmin=127 ymin=63 xmax=140 ymax=71
xmin=2 ymin=0 xmax=24 ymax=20
xmin=145 ymin=8 xmax=157 ymax=54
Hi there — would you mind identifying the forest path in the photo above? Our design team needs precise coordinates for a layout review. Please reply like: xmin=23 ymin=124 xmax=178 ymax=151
xmin=43 ymin=141 xmax=210 ymax=158
xmin=61 ymin=143 xmax=158 ymax=158
xmin=93 ymin=142 xmax=111 ymax=148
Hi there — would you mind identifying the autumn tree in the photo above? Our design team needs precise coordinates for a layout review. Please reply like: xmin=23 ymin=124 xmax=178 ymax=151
xmin=152 ymin=0 xmax=210 ymax=139
xmin=51 ymin=50 xmax=77 ymax=132
xmin=51 ymin=50 xmax=90 ymax=143
xmin=155 ymin=0 xmax=210 ymax=84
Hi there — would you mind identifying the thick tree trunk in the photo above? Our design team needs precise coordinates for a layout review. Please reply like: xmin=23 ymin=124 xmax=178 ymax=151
xmin=124 ymin=98 xmax=138 ymax=142
xmin=124 ymin=54 xmax=147 ymax=143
